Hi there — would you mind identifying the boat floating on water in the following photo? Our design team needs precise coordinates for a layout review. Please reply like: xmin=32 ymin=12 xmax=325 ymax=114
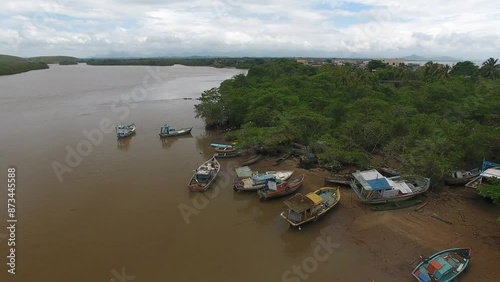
xmin=281 ymin=187 xmax=340 ymax=228
xmin=159 ymin=124 xmax=192 ymax=137
xmin=116 ymin=123 xmax=136 ymax=139
xmin=350 ymin=169 xmax=430 ymax=204
xmin=412 ymin=247 xmax=471 ymax=282
xmin=188 ymin=156 xmax=220 ymax=192
xmin=210 ymin=143 xmax=236 ymax=149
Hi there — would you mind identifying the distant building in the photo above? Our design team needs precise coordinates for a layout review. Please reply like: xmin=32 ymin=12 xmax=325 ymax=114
xmin=296 ymin=59 xmax=308 ymax=65
xmin=381 ymin=58 xmax=404 ymax=67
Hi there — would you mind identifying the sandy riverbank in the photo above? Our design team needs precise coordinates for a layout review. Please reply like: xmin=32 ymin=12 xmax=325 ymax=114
xmin=247 ymin=155 xmax=500 ymax=281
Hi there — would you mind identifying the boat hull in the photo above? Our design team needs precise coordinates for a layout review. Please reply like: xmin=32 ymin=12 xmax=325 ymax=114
xmin=257 ymin=174 xmax=304 ymax=200
xmin=281 ymin=187 xmax=341 ymax=227
xmin=159 ymin=127 xmax=192 ymax=137
xmin=412 ymin=248 xmax=471 ymax=282
xmin=233 ymin=171 xmax=294 ymax=192
xmin=241 ymin=155 xmax=262 ymax=166
xmin=188 ymin=157 xmax=221 ymax=192
xmin=116 ymin=124 xmax=136 ymax=139
xmin=214 ymin=151 xmax=241 ymax=158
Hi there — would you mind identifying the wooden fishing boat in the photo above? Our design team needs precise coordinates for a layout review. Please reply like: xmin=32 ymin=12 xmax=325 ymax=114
xmin=350 ymin=169 xmax=430 ymax=204
xmin=371 ymin=199 xmax=422 ymax=211
xmin=380 ymin=167 xmax=401 ymax=177
xmin=210 ymin=143 xmax=235 ymax=149
xmin=241 ymin=155 xmax=262 ymax=166
xmin=324 ymin=174 xmax=352 ymax=186
xmin=159 ymin=124 xmax=192 ymax=137
xmin=465 ymin=160 xmax=500 ymax=188
xmin=412 ymin=247 xmax=471 ymax=282
xmin=214 ymin=151 xmax=241 ymax=158
xmin=116 ymin=123 xmax=136 ymax=139
xmin=273 ymin=152 xmax=292 ymax=166
xmin=257 ymin=174 xmax=305 ymax=200
xmin=188 ymin=156 xmax=220 ymax=192
xmin=214 ymin=147 xmax=238 ymax=153
xmin=444 ymin=168 xmax=480 ymax=185
xmin=233 ymin=170 xmax=294 ymax=192
xmin=281 ymin=187 xmax=341 ymax=227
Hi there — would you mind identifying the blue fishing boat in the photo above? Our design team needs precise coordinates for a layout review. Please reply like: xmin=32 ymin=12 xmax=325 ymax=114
xmin=412 ymin=248 xmax=471 ymax=282
xmin=116 ymin=123 xmax=136 ymax=139
xmin=159 ymin=124 xmax=192 ymax=137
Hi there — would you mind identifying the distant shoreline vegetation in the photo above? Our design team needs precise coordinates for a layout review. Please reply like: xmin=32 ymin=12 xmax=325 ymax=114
xmin=84 ymin=57 xmax=267 ymax=69
xmin=0 ymin=55 xmax=81 ymax=76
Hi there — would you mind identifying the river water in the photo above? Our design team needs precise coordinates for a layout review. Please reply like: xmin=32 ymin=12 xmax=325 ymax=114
xmin=0 ymin=64 xmax=397 ymax=282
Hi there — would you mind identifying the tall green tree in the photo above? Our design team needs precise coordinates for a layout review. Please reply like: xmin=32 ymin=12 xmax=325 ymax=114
xmin=480 ymin=57 xmax=499 ymax=79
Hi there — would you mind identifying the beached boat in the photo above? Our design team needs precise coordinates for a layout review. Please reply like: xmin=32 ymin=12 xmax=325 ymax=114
xmin=273 ymin=152 xmax=292 ymax=166
xmin=350 ymin=169 xmax=430 ymax=204
xmin=444 ymin=168 xmax=480 ymax=185
xmin=214 ymin=147 xmax=238 ymax=153
xmin=280 ymin=187 xmax=340 ymax=227
xmin=380 ymin=167 xmax=401 ymax=177
xmin=241 ymin=155 xmax=262 ymax=166
xmin=159 ymin=124 xmax=192 ymax=137
xmin=116 ymin=123 xmax=136 ymax=139
xmin=412 ymin=248 xmax=471 ymax=282
xmin=324 ymin=174 xmax=352 ymax=186
xmin=233 ymin=170 xmax=294 ymax=192
xmin=214 ymin=151 xmax=241 ymax=158
xmin=188 ymin=156 xmax=220 ymax=192
xmin=465 ymin=160 xmax=500 ymax=188
xmin=210 ymin=143 xmax=235 ymax=149
xmin=257 ymin=174 xmax=305 ymax=200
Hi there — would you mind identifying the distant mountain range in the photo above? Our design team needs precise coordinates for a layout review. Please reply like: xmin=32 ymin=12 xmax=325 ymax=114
xmin=403 ymin=54 xmax=459 ymax=61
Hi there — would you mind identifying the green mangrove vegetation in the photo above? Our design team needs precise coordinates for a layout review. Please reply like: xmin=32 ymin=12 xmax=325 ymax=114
xmin=0 ymin=54 xmax=49 ymax=75
xmin=29 ymin=56 xmax=79 ymax=65
xmin=85 ymin=57 xmax=269 ymax=69
xmin=195 ymin=58 xmax=500 ymax=185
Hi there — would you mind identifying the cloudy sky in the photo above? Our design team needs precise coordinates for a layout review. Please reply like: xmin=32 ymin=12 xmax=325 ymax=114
xmin=1 ymin=0 xmax=499 ymax=60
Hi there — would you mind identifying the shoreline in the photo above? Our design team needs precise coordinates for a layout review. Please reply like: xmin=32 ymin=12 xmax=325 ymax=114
xmin=235 ymin=154 xmax=500 ymax=281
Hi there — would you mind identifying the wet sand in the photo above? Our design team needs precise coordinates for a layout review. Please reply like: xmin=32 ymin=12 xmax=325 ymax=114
xmin=247 ymin=155 xmax=500 ymax=281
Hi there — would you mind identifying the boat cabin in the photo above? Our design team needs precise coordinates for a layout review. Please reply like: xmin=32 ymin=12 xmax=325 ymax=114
xmin=283 ymin=193 xmax=324 ymax=223
xmin=195 ymin=162 xmax=215 ymax=181
xmin=351 ymin=169 xmax=413 ymax=200
xmin=160 ymin=124 xmax=176 ymax=134
xmin=116 ymin=124 xmax=131 ymax=136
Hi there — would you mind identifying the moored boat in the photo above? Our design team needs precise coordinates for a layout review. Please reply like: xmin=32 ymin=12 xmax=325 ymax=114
xmin=412 ymin=248 xmax=471 ymax=282
xmin=214 ymin=151 xmax=241 ymax=158
xmin=233 ymin=170 xmax=294 ymax=192
xmin=188 ymin=156 xmax=221 ymax=192
xmin=159 ymin=124 xmax=192 ymax=137
xmin=241 ymin=155 xmax=262 ymax=166
xmin=444 ymin=168 xmax=480 ymax=185
xmin=371 ymin=199 xmax=422 ymax=211
xmin=210 ymin=143 xmax=235 ymax=149
xmin=324 ymin=174 xmax=352 ymax=186
xmin=350 ymin=169 xmax=430 ymax=204
xmin=380 ymin=167 xmax=401 ymax=177
xmin=257 ymin=174 xmax=305 ymax=200
xmin=214 ymin=147 xmax=238 ymax=153
xmin=280 ymin=187 xmax=341 ymax=227
xmin=116 ymin=123 xmax=136 ymax=139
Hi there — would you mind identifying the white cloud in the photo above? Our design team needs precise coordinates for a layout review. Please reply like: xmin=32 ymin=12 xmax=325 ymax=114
xmin=0 ymin=0 xmax=498 ymax=60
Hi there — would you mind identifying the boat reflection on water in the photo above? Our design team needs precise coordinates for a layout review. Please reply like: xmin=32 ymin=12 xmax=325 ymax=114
xmin=160 ymin=133 xmax=193 ymax=149
xmin=117 ymin=137 xmax=132 ymax=150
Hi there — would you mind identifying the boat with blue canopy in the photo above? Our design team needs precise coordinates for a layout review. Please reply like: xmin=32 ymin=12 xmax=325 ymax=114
xmin=412 ymin=247 xmax=471 ymax=282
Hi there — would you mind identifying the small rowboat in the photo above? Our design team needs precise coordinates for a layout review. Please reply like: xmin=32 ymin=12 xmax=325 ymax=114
xmin=257 ymin=174 xmax=305 ymax=200
xmin=371 ymin=199 xmax=422 ymax=211
xmin=241 ymin=155 xmax=262 ymax=166
xmin=281 ymin=187 xmax=341 ymax=228
xmin=412 ymin=248 xmax=471 ymax=282
xmin=188 ymin=157 xmax=220 ymax=192
xmin=444 ymin=168 xmax=480 ymax=185
xmin=214 ymin=151 xmax=241 ymax=158
xmin=210 ymin=143 xmax=235 ymax=149
xmin=214 ymin=147 xmax=238 ymax=153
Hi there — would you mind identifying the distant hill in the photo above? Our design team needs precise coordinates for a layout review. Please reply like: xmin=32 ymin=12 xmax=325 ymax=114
xmin=0 ymin=54 xmax=49 ymax=76
xmin=29 ymin=56 xmax=79 ymax=65
xmin=404 ymin=54 xmax=459 ymax=62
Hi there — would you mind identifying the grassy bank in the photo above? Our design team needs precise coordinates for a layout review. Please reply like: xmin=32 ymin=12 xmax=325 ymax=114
xmin=0 ymin=54 xmax=49 ymax=75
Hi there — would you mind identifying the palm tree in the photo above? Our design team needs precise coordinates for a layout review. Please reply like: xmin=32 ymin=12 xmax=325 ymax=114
xmin=480 ymin=57 xmax=499 ymax=79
